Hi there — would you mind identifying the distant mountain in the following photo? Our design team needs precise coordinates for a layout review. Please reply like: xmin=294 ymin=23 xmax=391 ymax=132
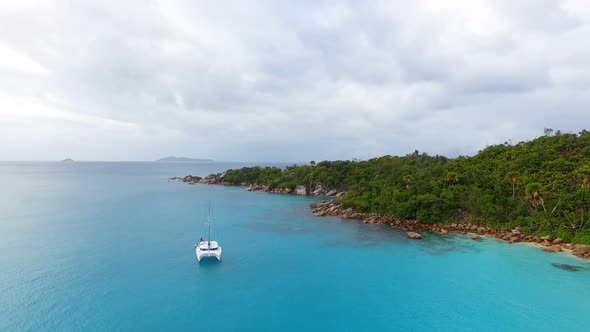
xmin=61 ymin=158 xmax=74 ymax=162
xmin=156 ymin=156 xmax=214 ymax=163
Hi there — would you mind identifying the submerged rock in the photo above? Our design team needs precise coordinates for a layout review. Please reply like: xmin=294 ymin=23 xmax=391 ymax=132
xmin=551 ymin=263 xmax=584 ymax=272
xmin=471 ymin=235 xmax=482 ymax=241
xmin=407 ymin=232 xmax=423 ymax=240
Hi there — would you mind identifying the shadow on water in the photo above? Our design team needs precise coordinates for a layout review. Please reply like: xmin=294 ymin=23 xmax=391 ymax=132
xmin=321 ymin=224 xmax=407 ymax=249
xmin=551 ymin=263 xmax=584 ymax=272
xmin=196 ymin=258 xmax=223 ymax=271
xmin=242 ymin=220 xmax=318 ymax=236
xmin=321 ymin=222 xmax=484 ymax=255
xmin=418 ymin=232 xmax=483 ymax=256
xmin=319 ymin=222 xmax=483 ymax=256
xmin=241 ymin=204 xmax=485 ymax=256
xmin=322 ymin=236 xmax=389 ymax=249
xmin=239 ymin=205 xmax=321 ymax=236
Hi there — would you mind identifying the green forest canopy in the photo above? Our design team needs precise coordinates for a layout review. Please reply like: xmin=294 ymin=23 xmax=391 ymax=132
xmin=220 ymin=130 xmax=590 ymax=244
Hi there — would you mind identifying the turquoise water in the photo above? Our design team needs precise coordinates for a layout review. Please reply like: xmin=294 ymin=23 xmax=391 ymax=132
xmin=1 ymin=162 xmax=590 ymax=331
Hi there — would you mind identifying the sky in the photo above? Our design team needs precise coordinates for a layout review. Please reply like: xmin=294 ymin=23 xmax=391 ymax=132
xmin=1 ymin=0 xmax=589 ymax=162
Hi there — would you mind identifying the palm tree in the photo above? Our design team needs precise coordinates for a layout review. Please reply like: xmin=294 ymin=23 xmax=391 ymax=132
xmin=507 ymin=171 xmax=520 ymax=197
xmin=445 ymin=172 xmax=459 ymax=187
xmin=576 ymin=167 xmax=590 ymax=188
xmin=403 ymin=175 xmax=413 ymax=189
xmin=525 ymin=182 xmax=546 ymax=212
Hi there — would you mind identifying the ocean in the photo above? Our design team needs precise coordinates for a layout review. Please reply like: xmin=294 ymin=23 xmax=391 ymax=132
xmin=1 ymin=161 xmax=589 ymax=331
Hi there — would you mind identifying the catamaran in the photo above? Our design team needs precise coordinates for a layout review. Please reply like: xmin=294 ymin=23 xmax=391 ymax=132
xmin=195 ymin=188 xmax=222 ymax=262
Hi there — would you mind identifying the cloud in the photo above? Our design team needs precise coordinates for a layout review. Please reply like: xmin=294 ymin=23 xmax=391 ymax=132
xmin=0 ymin=0 xmax=589 ymax=161
xmin=0 ymin=43 xmax=48 ymax=75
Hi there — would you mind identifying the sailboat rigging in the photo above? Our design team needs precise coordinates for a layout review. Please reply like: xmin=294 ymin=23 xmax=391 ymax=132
xmin=195 ymin=187 xmax=222 ymax=262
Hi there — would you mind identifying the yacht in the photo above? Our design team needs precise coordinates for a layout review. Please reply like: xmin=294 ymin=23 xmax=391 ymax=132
xmin=195 ymin=188 xmax=222 ymax=262
xmin=196 ymin=240 xmax=222 ymax=261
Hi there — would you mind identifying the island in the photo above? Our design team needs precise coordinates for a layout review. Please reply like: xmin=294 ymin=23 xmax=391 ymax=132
xmin=156 ymin=156 xmax=214 ymax=163
xmin=61 ymin=158 xmax=74 ymax=162
xmin=174 ymin=129 xmax=590 ymax=260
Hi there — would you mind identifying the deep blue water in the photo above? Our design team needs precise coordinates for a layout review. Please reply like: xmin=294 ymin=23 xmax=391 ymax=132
xmin=1 ymin=162 xmax=590 ymax=331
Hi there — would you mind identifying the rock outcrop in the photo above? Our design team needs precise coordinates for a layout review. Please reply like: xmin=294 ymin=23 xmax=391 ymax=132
xmin=180 ymin=174 xmax=221 ymax=185
xmin=201 ymin=174 xmax=218 ymax=184
xmin=248 ymin=184 xmax=269 ymax=192
xmin=311 ymin=184 xmax=327 ymax=195
xmin=308 ymin=200 xmax=590 ymax=259
xmin=295 ymin=185 xmax=307 ymax=195
xmin=176 ymin=176 xmax=346 ymax=197
xmin=573 ymin=245 xmax=590 ymax=255
xmin=182 ymin=175 xmax=202 ymax=183
xmin=407 ymin=232 xmax=423 ymax=239
xmin=543 ymin=245 xmax=562 ymax=253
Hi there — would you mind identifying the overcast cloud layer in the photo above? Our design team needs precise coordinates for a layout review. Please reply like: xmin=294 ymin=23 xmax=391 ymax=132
xmin=1 ymin=0 xmax=589 ymax=161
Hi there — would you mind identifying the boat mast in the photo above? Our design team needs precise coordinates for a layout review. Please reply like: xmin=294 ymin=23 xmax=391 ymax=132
xmin=208 ymin=186 xmax=211 ymax=245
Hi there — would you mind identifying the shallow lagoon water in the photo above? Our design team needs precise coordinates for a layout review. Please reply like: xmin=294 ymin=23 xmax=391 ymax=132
xmin=1 ymin=162 xmax=589 ymax=331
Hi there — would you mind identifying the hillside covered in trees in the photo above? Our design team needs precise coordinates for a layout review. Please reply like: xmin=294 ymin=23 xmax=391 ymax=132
xmin=220 ymin=130 xmax=590 ymax=244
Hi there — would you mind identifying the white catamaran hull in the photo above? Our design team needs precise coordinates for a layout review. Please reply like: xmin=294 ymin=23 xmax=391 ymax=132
xmin=196 ymin=241 xmax=222 ymax=262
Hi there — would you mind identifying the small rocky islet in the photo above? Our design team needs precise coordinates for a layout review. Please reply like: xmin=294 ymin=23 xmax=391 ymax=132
xmin=170 ymin=174 xmax=220 ymax=185
xmin=173 ymin=174 xmax=590 ymax=260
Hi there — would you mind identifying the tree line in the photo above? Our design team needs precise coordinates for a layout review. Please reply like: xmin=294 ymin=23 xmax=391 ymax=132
xmin=220 ymin=130 xmax=590 ymax=244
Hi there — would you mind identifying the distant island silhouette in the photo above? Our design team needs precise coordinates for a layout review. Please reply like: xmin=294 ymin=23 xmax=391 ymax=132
xmin=156 ymin=156 xmax=214 ymax=163
xmin=61 ymin=158 xmax=74 ymax=162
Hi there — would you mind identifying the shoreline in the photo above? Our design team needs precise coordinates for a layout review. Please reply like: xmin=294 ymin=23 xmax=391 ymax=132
xmin=173 ymin=175 xmax=590 ymax=261
xmin=309 ymin=200 xmax=590 ymax=260
xmin=173 ymin=174 xmax=347 ymax=197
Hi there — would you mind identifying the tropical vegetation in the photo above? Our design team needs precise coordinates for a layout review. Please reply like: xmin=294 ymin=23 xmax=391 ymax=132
xmin=220 ymin=130 xmax=590 ymax=244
